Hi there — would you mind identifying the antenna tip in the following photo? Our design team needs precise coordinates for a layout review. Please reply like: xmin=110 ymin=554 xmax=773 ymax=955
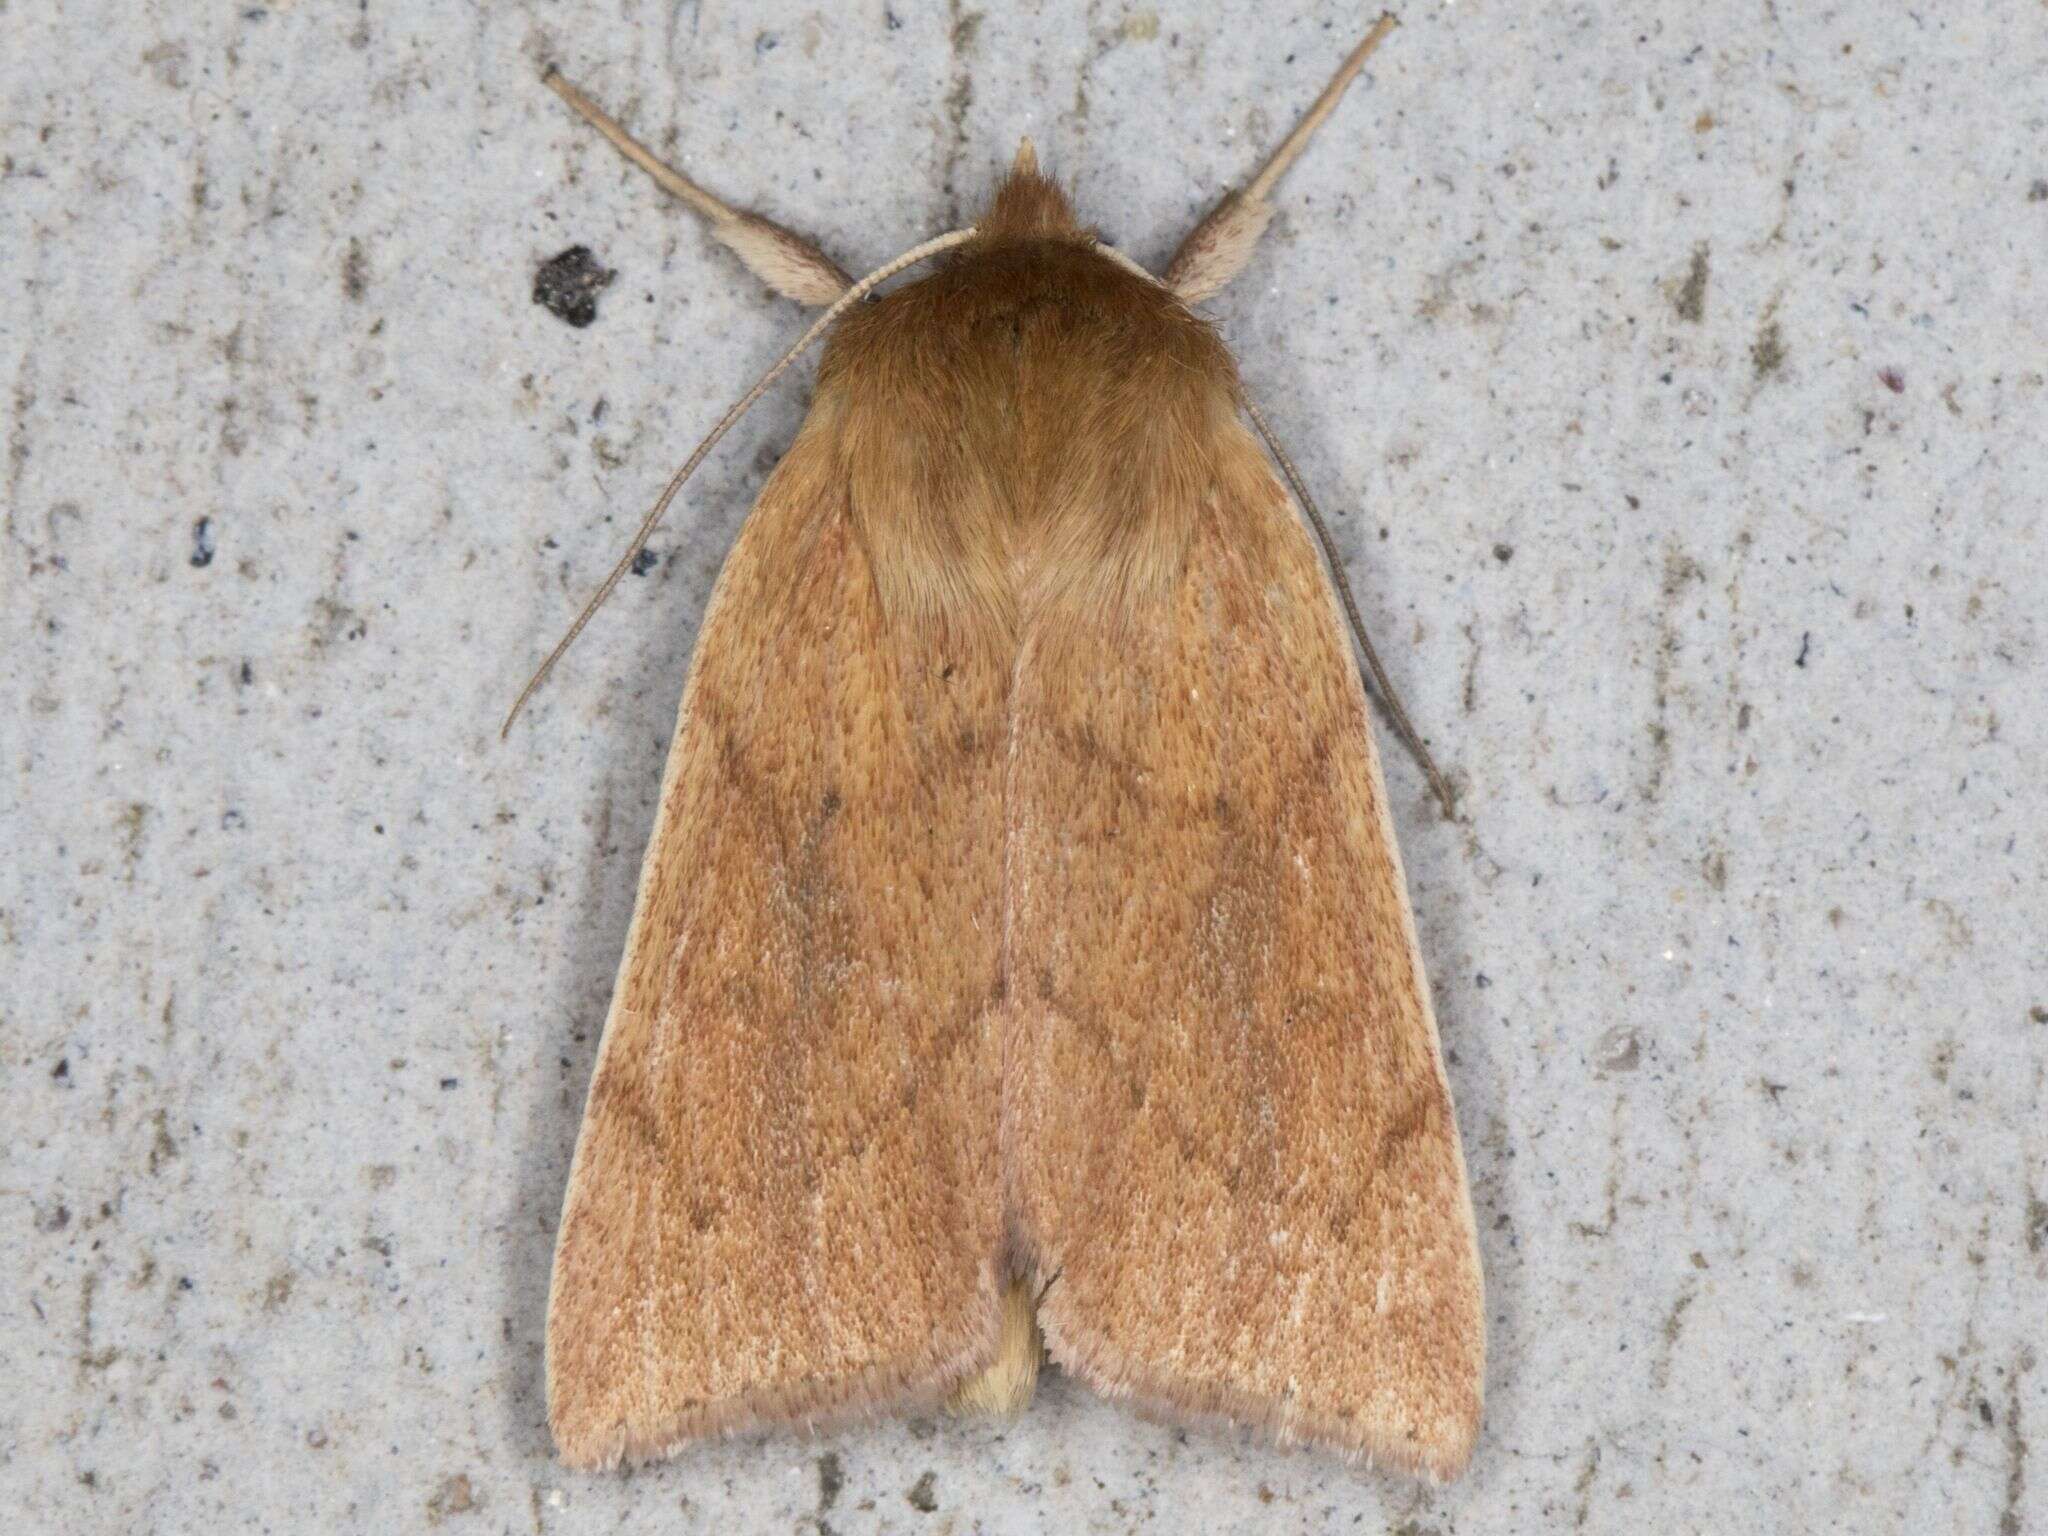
xmin=1011 ymin=137 xmax=1039 ymax=177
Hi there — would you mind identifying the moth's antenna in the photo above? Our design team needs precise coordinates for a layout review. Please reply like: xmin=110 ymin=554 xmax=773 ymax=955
xmin=1097 ymin=221 xmax=1453 ymax=816
xmin=501 ymin=229 xmax=978 ymax=739
xmin=1165 ymin=12 xmax=1398 ymax=303
xmin=1242 ymin=13 xmax=1397 ymax=207
xmin=542 ymin=67 xmax=852 ymax=306
xmin=1092 ymin=241 xmax=1161 ymax=286
xmin=1244 ymin=397 xmax=1459 ymax=821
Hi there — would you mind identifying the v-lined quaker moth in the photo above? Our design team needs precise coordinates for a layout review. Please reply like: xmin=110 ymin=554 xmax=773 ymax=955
xmin=515 ymin=13 xmax=1485 ymax=1481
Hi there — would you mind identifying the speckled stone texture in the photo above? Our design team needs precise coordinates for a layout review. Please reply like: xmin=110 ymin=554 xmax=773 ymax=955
xmin=4 ymin=2 xmax=2044 ymax=1531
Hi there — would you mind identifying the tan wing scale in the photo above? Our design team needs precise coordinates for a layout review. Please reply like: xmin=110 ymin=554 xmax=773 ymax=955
xmin=1005 ymin=416 xmax=1485 ymax=1480
xmin=545 ymin=410 xmax=1010 ymax=1467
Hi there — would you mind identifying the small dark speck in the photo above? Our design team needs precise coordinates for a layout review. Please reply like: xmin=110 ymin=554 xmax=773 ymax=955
xmin=630 ymin=547 xmax=660 ymax=576
xmin=2031 ymin=1005 xmax=2048 ymax=1024
xmin=342 ymin=238 xmax=368 ymax=302
xmin=755 ymin=31 xmax=779 ymax=54
xmin=1878 ymin=366 xmax=1904 ymax=394
xmin=1492 ymin=542 xmax=1514 ymax=563
xmin=178 ymin=1276 xmax=194 ymax=1291
xmin=238 ymin=660 xmax=254 ymax=686
xmin=1751 ymin=318 xmax=1786 ymax=380
xmin=2030 ymin=180 xmax=2048 ymax=203
xmin=1978 ymin=1397 xmax=1995 ymax=1426
xmin=439 ymin=1077 xmax=459 ymax=1090
xmin=52 ymin=1058 xmax=69 ymax=1081
xmin=906 ymin=1471 xmax=938 ymax=1512
xmin=1794 ymin=631 xmax=1811 ymax=668
xmin=885 ymin=7 xmax=902 ymax=28
xmin=1674 ymin=243 xmax=1709 ymax=323
xmin=190 ymin=517 xmax=216 ymax=568
xmin=1625 ymin=493 xmax=1641 ymax=510
xmin=533 ymin=246 xmax=615 ymax=328
xmin=1474 ymin=972 xmax=1492 ymax=989
xmin=817 ymin=1452 xmax=844 ymax=1510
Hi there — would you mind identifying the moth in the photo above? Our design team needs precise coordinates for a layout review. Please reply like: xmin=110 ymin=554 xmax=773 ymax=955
xmin=523 ymin=12 xmax=1485 ymax=1482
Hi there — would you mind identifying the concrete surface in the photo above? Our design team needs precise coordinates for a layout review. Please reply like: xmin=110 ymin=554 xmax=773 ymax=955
xmin=4 ymin=2 xmax=2044 ymax=1531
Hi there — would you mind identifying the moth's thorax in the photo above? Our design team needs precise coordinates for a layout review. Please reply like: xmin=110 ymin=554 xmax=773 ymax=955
xmin=816 ymin=174 xmax=1244 ymax=649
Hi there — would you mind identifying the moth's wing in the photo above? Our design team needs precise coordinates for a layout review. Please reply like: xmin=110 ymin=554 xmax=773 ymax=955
xmin=1007 ymin=422 xmax=1485 ymax=1480
xmin=545 ymin=411 xmax=1008 ymax=1467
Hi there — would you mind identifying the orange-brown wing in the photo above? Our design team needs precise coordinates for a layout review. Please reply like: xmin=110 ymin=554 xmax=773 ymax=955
xmin=1005 ymin=422 xmax=1485 ymax=1479
xmin=545 ymin=414 xmax=1008 ymax=1468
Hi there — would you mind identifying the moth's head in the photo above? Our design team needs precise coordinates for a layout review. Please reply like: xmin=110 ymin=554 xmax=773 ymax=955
xmin=977 ymin=138 xmax=1089 ymax=243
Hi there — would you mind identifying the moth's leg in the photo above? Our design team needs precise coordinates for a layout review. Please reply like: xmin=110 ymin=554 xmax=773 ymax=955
xmin=543 ymin=68 xmax=852 ymax=306
xmin=946 ymin=1278 xmax=1042 ymax=1418
xmin=1164 ymin=13 xmax=1396 ymax=304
